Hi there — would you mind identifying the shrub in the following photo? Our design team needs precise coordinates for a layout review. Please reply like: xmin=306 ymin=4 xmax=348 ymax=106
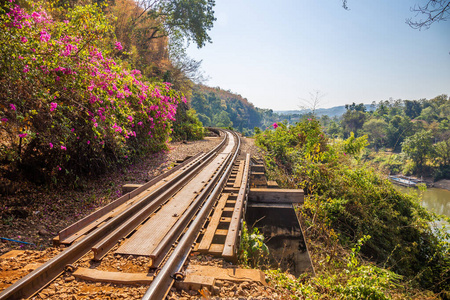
xmin=256 ymin=118 xmax=450 ymax=294
xmin=0 ymin=0 xmax=184 ymax=183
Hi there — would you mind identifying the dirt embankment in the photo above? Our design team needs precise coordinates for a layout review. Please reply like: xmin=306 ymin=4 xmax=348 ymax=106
xmin=433 ymin=179 xmax=450 ymax=191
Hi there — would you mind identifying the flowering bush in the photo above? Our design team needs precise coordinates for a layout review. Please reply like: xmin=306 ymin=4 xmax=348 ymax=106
xmin=0 ymin=0 xmax=185 ymax=182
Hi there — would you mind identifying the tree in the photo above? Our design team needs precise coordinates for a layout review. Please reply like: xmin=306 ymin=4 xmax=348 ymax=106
xmin=433 ymin=138 xmax=450 ymax=166
xmin=362 ymin=118 xmax=388 ymax=150
xmin=386 ymin=115 xmax=414 ymax=151
xmin=407 ymin=0 xmax=450 ymax=29
xmin=132 ymin=0 xmax=216 ymax=48
xmin=299 ymin=90 xmax=326 ymax=116
xmin=401 ymin=130 xmax=434 ymax=171
xmin=213 ymin=111 xmax=232 ymax=128
xmin=342 ymin=1 xmax=450 ymax=29
xmin=342 ymin=103 xmax=367 ymax=138
xmin=404 ymin=100 xmax=423 ymax=119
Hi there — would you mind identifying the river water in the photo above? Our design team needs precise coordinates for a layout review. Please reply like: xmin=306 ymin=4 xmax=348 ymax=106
xmin=394 ymin=185 xmax=450 ymax=217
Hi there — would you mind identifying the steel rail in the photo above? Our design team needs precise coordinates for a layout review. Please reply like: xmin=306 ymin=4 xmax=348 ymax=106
xmin=0 ymin=131 xmax=228 ymax=300
xmin=222 ymin=153 xmax=250 ymax=259
xmin=141 ymin=131 xmax=241 ymax=300
xmin=91 ymin=147 xmax=222 ymax=261
xmin=58 ymin=152 xmax=205 ymax=242
xmin=148 ymin=152 xmax=232 ymax=268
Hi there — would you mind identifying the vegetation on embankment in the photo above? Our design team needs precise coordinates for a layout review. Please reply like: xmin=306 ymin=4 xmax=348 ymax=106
xmin=0 ymin=0 xmax=206 ymax=186
xmin=255 ymin=119 xmax=450 ymax=299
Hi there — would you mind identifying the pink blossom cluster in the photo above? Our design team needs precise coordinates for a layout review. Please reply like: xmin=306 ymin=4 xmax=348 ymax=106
xmin=1 ymin=0 xmax=184 ymax=153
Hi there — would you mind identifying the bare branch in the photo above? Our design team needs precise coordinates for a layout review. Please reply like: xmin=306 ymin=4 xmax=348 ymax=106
xmin=342 ymin=0 xmax=349 ymax=10
xmin=407 ymin=0 xmax=450 ymax=29
xmin=299 ymin=90 xmax=327 ymax=116
xmin=342 ymin=0 xmax=450 ymax=29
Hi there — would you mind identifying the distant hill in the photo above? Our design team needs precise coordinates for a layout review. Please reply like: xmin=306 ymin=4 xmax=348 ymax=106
xmin=189 ymin=84 xmax=376 ymax=133
xmin=276 ymin=104 xmax=374 ymax=118
xmin=190 ymin=85 xmax=262 ymax=133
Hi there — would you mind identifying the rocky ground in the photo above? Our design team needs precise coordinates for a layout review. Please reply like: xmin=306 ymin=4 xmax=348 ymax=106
xmin=0 ymin=249 xmax=285 ymax=300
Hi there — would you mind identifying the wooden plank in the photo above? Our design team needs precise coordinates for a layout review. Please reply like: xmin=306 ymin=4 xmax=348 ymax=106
xmin=122 ymin=184 xmax=142 ymax=194
xmin=174 ymin=274 xmax=215 ymax=292
xmin=233 ymin=161 xmax=245 ymax=188
xmin=248 ymin=188 xmax=304 ymax=204
xmin=222 ymin=154 xmax=250 ymax=260
xmin=198 ymin=194 xmax=230 ymax=252
xmin=247 ymin=203 xmax=293 ymax=209
xmin=208 ymin=244 xmax=224 ymax=255
xmin=222 ymin=187 xmax=239 ymax=193
xmin=267 ymin=181 xmax=279 ymax=188
xmin=73 ymin=268 xmax=153 ymax=284
xmin=0 ymin=250 xmax=26 ymax=259
xmin=251 ymin=172 xmax=265 ymax=177
xmin=215 ymin=229 xmax=228 ymax=236
xmin=251 ymin=164 xmax=265 ymax=173
xmin=185 ymin=265 xmax=266 ymax=286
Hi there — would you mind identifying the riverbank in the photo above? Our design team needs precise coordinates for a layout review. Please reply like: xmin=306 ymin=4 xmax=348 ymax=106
xmin=434 ymin=179 xmax=450 ymax=191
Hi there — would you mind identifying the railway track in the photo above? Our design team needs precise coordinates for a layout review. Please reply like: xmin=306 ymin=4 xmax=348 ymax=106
xmin=0 ymin=130 xmax=254 ymax=300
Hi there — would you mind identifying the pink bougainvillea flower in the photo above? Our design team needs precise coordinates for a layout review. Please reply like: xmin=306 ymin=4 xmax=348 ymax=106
xmin=114 ymin=41 xmax=123 ymax=51
xmin=138 ymin=121 xmax=143 ymax=126
xmin=31 ymin=11 xmax=41 ymax=21
xmin=20 ymin=36 xmax=28 ymax=43
xmin=49 ymin=143 xmax=53 ymax=149
xmin=127 ymin=115 xmax=133 ymax=122
xmin=61 ymin=145 xmax=66 ymax=150
xmin=10 ymin=104 xmax=16 ymax=111
xmin=50 ymin=102 xmax=57 ymax=111
xmin=94 ymin=123 xmax=98 ymax=128
xmin=87 ymin=140 xmax=90 ymax=145
xmin=23 ymin=65 xmax=29 ymax=73
xmin=39 ymin=30 xmax=51 ymax=42
xmin=71 ymin=128 xmax=75 ymax=132
xmin=273 ymin=122 xmax=278 ymax=129
xmin=19 ymin=133 xmax=27 ymax=138
xmin=1 ymin=118 xmax=8 ymax=122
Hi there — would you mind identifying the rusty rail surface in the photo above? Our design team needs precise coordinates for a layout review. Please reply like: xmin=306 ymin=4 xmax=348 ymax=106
xmin=0 ymin=131 xmax=229 ymax=300
xmin=57 ymin=152 xmax=205 ymax=242
xmin=142 ymin=130 xmax=241 ymax=300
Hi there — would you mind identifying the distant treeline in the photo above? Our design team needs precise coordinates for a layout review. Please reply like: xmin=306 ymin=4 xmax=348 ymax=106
xmin=190 ymin=88 xmax=449 ymax=178
xmin=190 ymin=85 xmax=262 ymax=134
xmin=319 ymin=95 xmax=450 ymax=178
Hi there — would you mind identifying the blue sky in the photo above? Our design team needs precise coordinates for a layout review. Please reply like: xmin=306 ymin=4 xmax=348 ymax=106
xmin=186 ymin=0 xmax=450 ymax=110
